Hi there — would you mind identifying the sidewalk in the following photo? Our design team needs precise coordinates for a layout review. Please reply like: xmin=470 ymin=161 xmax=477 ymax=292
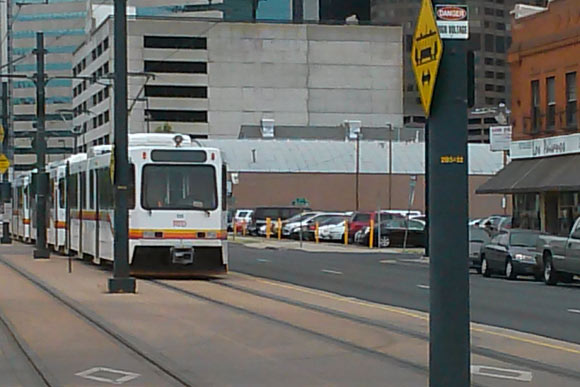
xmin=229 ymin=235 xmax=426 ymax=255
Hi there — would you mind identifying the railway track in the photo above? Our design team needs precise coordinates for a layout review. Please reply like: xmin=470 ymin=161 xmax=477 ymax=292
xmin=153 ymin=277 xmax=580 ymax=386
xmin=0 ymin=256 xmax=192 ymax=387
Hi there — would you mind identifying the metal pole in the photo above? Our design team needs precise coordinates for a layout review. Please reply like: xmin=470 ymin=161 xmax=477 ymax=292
xmin=108 ymin=0 xmax=136 ymax=293
xmin=429 ymin=0 xmax=470 ymax=385
xmin=388 ymin=124 xmax=393 ymax=210
xmin=425 ymin=122 xmax=429 ymax=257
xmin=33 ymin=32 xmax=49 ymax=259
xmin=355 ymin=133 xmax=360 ymax=211
xmin=1 ymin=83 xmax=11 ymax=244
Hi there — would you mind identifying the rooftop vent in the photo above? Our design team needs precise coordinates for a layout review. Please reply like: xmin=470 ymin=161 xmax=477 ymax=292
xmin=260 ymin=118 xmax=275 ymax=139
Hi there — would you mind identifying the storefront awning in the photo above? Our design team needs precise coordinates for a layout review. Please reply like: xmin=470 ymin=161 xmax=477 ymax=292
xmin=476 ymin=154 xmax=580 ymax=194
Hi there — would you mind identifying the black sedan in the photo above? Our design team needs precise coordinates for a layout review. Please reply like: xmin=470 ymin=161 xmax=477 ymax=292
xmin=479 ymin=229 xmax=543 ymax=280
xmin=469 ymin=226 xmax=491 ymax=273
xmin=359 ymin=218 xmax=426 ymax=248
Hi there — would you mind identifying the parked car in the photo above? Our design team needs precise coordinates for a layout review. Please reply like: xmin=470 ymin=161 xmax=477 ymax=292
xmin=347 ymin=211 xmax=406 ymax=242
xmin=480 ymin=215 xmax=511 ymax=235
xmin=281 ymin=212 xmax=321 ymax=238
xmin=233 ymin=209 xmax=253 ymax=231
xmin=480 ymin=229 xmax=543 ymax=280
xmin=248 ymin=206 xmax=310 ymax=235
xmin=469 ymin=226 xmax=491 ymax=273
xmin=357 ymin=218 xmax=426 ymax=248
xmin=300 ymin=213 xmax=348 ymax=241
xmin=537 ymin=217 xmax=580 ymax=285
xmin=319 ymin=219 xmax=348 ymax=242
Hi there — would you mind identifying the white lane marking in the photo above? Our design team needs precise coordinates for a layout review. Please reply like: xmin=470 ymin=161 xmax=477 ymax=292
xmin=256 ymin=259 xmax=271 ymax=263
xmin=321 ymin=269 xmax=343 ymax=275
xmin=76 ymin=367 xmax=140 ymax=385
xmin=379 ymin=259 xmax=396 ymax=264
xmin=471 ymin=365 xmax=532 ymax=382
xmin=568 ymin=309 xmax=580 ymax=314
xmin=416 ymin=284 xmax=430 ymax=290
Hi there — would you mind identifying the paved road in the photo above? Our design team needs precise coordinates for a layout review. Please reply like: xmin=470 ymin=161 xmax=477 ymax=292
xmin=229 ymin=243 xmax=580 ymax=344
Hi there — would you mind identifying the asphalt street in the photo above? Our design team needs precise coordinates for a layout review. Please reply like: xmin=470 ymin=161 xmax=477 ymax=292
xmin=229 ymin=243 xmax=580 ymax=345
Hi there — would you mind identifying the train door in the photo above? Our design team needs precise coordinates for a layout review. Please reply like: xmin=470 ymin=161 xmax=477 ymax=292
xmin=24 ymin=183 xmax=31 ymax=241
xmin=56 ymin=173 xmax=66 ymax=251
xmin=98 ymin=167 xmax=114 ymax=261
xmin=83 ymin=168 xmax=97 ymax=261
xmin=46 ymin=174 xmax=55 ymax=247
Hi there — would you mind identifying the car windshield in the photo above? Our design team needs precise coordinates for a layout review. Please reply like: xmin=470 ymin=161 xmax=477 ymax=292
xmin=469 ymin=227 xmax=490 ymax=243
xmin=380 ymin=218 xmax=406 ymax=228
xmin=510 ymin=232 xmax=540 ymax=247
xmin=353 ymin=213 xmax=371 ymax=222
xmin=237 ymin=211 xmax=250 ymax=218
xmin=320 ymin=216 xmax=345 ymax=226
xmin=142 ymin=165 xmax=217 ymax=210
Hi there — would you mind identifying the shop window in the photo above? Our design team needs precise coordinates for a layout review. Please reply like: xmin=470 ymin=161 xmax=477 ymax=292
xmin=512 ymin=193 xmax=540 ymax=230
xmin=558 ymin=192 xmax=579 ymax=236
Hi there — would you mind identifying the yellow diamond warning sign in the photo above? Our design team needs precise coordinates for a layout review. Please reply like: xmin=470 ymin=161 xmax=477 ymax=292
xmin=411 ymin=0 xmax=443 ymax=117
xmin=0 ymin=154 xmax=10 ymax=174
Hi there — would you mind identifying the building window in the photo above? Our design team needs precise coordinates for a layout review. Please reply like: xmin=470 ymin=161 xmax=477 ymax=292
xmin=495 ymin=23 xmax=505 ymax=31
xmin=531 ymin=80 xmax=540 ymax=132
xmin=144 ymin=36 xmax=207 ymax=50
xmin=485 ymin=34 xmax=494 ymax=51
xmin=495 ymin=58 xmax=505 ymax=66
xmin=103 ymin=38 xmax=109 ymax=50
xmin=495 ymin=37 xmax=505 ymax=53
xmin=104 ymin=111 xmax=110 ymax=123
xmin=146 ymin=109 xmax=207 ymax=123
xmin=485 ymin=84 xmax=495 ymax=91
xmin=496 ymin=85 xmax=505 ymax=92
xmin=484 ymin=57 xmax=494 ymax=65
xmin=143 ymin=61 xmax=207 ymax=74
xmin=512 ymin=193 xmax=540 ymax=230
xmin=485 ymin=97 xmax=495 ymax=105
xmin=144 ymin=85 xmax=207 ymax=98
xmin=546 ymin=77 xmax=556 ymax=130
xmin=496 ymin=72 xmax=505 ymax=80
xmin=485 ymin=71 xmax=494 ymax=79
xmin=566 ymin=72 xmax=577 ymax=129
xmin=104 ymin=87 xmax=109 ymax=98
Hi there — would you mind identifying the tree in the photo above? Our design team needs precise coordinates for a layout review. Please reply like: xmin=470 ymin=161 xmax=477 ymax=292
xmin=154 ymin=123 xmax=173 ymax=133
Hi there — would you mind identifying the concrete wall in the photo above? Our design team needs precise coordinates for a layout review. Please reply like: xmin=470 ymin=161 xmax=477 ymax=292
xmin=230 ymin=172 xmax=510 ymax=217
xmin=207 ymin=22 xmax=403 ymax=137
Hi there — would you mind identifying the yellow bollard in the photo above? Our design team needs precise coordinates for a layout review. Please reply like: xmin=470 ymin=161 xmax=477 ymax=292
xmin=277 ymin=218 xmax=282 ymax=240
xmin=344 ymin=220 xmax=349 ymax=245
xmin=369 ymin=219 xmax=374 ymax=249
xmin=315 ymin=222 xmax=319 ymax=244
xmin=242 ymin=221 xmax=247 ymax=236
xmin=266 ymin=217 xmax=271 ymax=239
xmin=233 ymin=222 xmax=236 ymax=240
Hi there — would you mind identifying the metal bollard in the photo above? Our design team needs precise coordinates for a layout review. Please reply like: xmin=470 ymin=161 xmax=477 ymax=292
xmin=315 ymin=222 xmax=319 ymax=244
xmin=369 ymin=219 xmax=374 ymax=249
xmin=277 ymin=218 xmax=282 ymax=240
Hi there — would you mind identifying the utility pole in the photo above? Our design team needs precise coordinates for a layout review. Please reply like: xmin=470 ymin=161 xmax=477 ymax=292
xmin=108 ymin=0 xmax=136 ymax=293
xmin=387 ymin=123 xmax=393 ymax=210
xmin=355 ymin=133 xmax=360 ymax=211
xmin=428 ymin=0 xmax=470 ymax=385
xmin=33 ymin=32 xmax=49 ymax=259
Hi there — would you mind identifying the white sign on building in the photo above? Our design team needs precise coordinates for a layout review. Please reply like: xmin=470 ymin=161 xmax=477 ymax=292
xmin=436 ymin=5 xmax=469 ymax=39
xmin=510 ymin=133 xmax=580 ymax=159
xmin=489 ymin=126 xmax=512 ymax=152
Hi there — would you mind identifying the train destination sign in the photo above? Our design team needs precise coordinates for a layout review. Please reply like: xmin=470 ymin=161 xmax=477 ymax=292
xmin=411 ymin=0 xmax=443 ymax=117
xmin=436 ymin=4 xmax=469 ymax=39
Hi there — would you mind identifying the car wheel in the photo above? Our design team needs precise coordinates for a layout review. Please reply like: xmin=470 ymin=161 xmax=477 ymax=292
xmin=481 ymin=255 xmax=491 ymax=277
xmin=543 ymin=254 xmax=559 ymax=286
xmin=505 ymin=258 xmax=517 ymax=280
xmin=379 ymin=236 xmax=390 ymax=248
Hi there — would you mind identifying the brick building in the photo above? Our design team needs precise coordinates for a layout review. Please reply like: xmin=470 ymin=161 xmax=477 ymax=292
xmin=478 ymin=0 xmax=580 ymax=236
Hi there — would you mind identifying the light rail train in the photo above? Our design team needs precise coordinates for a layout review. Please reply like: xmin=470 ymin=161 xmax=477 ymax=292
xmin=11 ymin=133 xmax=228 ymax=277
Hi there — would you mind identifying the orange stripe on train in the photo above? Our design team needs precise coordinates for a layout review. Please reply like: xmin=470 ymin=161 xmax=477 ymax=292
xmin=129 ymin=229 xmax=227 ymax=240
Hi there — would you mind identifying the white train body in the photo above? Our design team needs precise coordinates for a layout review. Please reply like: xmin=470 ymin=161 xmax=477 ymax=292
xmin=12 ymin=134 xmax=228 ymax=277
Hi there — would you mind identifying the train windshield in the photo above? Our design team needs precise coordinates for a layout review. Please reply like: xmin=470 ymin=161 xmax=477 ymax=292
xmin=142 ymin=165 xmax=217 ymax=210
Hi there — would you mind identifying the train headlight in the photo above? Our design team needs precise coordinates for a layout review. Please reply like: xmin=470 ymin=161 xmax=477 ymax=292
xmin=206 ymin=231 xmax=217 ymax=239
xmin=143 ymin=231 xmax=156 ymax=239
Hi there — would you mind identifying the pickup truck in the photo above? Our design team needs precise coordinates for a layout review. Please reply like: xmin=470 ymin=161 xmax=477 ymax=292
xmin=537 ymin=217 xmax=580 ymax=285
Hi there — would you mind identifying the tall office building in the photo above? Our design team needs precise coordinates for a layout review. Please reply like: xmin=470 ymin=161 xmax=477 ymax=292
xmin=371 ymin=0 xmax=548 ymax=143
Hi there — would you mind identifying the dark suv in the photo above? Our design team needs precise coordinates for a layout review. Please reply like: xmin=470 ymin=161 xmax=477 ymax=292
xmin=248 ymin=206 xmax=310 ymax=235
